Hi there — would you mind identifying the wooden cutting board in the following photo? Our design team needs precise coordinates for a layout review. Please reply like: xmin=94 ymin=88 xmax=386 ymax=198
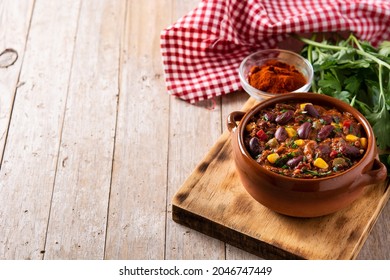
xmin=172 ymin=97 xmax=390 ymax=260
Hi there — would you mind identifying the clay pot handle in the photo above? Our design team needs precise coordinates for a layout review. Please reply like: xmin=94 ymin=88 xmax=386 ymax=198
xmin=360 ymin=158 xmax=388 ymax=186
xmin=227 ymin=111 xmax=245 ymax=132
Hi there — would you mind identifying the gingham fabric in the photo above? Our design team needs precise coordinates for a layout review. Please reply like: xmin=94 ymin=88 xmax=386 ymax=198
xmin=160 ymin=0 xmax=390 ymax=103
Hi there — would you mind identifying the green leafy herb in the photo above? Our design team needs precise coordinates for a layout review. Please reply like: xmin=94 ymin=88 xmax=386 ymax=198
xmin=296 ymin=33 xmax=390 ymax=175
xmin=291 ymin=142 xmax=299 ymax=149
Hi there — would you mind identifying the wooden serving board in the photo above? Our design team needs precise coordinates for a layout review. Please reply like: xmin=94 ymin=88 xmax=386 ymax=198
xmin=172 ymin=97 xmax=390 ymax=260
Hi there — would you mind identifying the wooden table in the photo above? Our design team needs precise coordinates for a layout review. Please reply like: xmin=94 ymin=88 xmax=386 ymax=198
xmin=0 ymin=0 xmax=388 ymax=260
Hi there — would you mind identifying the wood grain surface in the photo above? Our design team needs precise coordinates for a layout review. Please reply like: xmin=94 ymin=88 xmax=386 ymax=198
xmin=0 ymin=0 xmax=388 ymax=260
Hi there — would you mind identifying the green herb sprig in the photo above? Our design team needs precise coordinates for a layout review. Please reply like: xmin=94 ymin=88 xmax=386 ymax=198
xmin=296 ymin=33 xmax=390 ymax=173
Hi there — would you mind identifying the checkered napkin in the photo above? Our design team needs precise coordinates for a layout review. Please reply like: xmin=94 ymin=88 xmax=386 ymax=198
xmin=160 ymin=0 xmax=390 ymax=104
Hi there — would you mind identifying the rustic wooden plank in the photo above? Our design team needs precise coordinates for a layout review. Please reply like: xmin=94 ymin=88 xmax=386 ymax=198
xmin=0 ymin=0 xmax=34 ymax=162
xmin=0 ymin=0 xmax=80 ymax=259
xmin=172 ymin=97 xmax=390 ymax=260
xmin=164 ymin=0 xmax=227 ymax=260
xmin=43 ymin=0 xmax=125 ymax=259
xmin=104 ymin=0 xmax=172 ymax=259
xmin=166 ymin=96 xmax=227 ymax=260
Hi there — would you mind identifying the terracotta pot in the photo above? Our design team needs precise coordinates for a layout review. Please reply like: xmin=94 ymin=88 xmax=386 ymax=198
xmin=227 ymin=93 xmax=387 ymax=217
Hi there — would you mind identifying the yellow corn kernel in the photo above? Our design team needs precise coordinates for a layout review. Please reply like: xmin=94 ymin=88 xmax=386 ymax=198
xmin=346 ymin=134 xmax=359 ymax=142
xmin=267 ymin=153 xmax=280 ymax=164
xmin=314 ymin=158 xmax=329 ymax=169
xmin=294 ymin=139 xmax=305 ymax=146
xmin=285 ymin=127 xmax=297 ymax=138
xmin=245 ymin=122 xmax=256 ymax=131
xmin=300 ymin=103 xmax=312 ymax=110
xmin=360 ymin=137 xmax=367 ymax=149
xmin=331 ymin=122 xmax=343 ymax=129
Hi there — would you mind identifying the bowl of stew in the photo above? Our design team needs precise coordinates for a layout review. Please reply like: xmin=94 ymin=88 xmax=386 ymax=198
xmin=227 ymin=93 xmax=387 ymax=217
xmin=239 ymin=49 xmax=313 ymax=100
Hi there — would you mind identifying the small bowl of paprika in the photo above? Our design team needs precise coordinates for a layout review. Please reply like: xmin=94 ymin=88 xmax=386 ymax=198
xmin=239 ymin=49 xmax=313 ymax=100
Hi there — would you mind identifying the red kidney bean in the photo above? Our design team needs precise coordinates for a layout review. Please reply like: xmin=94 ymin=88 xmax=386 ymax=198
xmin=316 ymin=144 xmax=331 ymax=157
xmin=340 ymin=144 xmax=361 ymax=158
xmin=287 ymin=155 xmax=304 ymax=168
xmin=297 ymin=122 xmax=312 ymax=139
xmin=304 ymin=104 xmax=320 ymax=118
xmin=275 ymin=126 xmax=288 ymax=142
xmin=317 ymin=125 xmax=334 ymax=141
xmin=264 ymin=112 xmax=275 ymax=122
xmin=275 ymin=110 xmax=294 ymax=124
xmin=248 ymin=137 xmax=262 ymax=156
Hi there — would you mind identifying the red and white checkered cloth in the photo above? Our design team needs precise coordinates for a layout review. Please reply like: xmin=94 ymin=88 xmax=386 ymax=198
xmin=160 ymin=0 xmax=390 ymax=103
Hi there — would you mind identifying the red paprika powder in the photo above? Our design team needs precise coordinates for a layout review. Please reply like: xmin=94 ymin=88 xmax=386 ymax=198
xmin=248 ymin=60 xmax=306 ymax=93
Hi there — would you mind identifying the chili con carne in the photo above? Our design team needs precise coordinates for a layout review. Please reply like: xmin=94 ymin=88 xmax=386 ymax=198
xmin=244 ymin=102 xmax=367 ymax=178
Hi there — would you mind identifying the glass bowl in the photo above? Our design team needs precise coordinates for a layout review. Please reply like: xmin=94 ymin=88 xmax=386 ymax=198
xmin=239 ymin=49 xmax=314 ymax=100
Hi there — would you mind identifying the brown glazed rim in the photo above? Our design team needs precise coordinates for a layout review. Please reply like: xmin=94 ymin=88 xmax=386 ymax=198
xmin=237 ymin=92 xmax=375 ymax=182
